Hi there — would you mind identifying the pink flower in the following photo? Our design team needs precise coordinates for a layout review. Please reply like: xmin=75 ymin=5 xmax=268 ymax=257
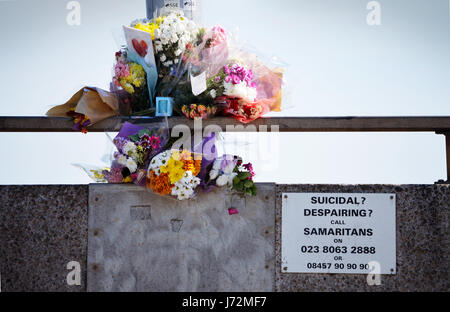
xmin=228 ymin=208 xmax=239 ymax=215
xmin=150 ymin=135 xmax=161 ymax=150
xmin=115 ymin=61 xmax=130 ymax=78
xmin=215 ymin=76 xmax=221 ymax=83
xmin=113 ymin=77 xmax=121 ymax=87
xmin=243 ymin=163 xmax=255 ymax=178
xmin=210 ymin=26 xmax=227 ymax=47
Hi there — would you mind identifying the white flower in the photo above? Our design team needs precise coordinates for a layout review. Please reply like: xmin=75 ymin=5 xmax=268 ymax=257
xmin=149 ymin=151 xmax=171 ymax=173
xmin=123 ymin=141 xmax=137 ymax=155
xmin=216 ymin=172 xmax=237 ymax=187
xmin=126 ymin=158 xmax=138 ymax=173
xmin=116 ymin=154 xmax=128 ymax=167
xmin=210 ymin=157 xmax=238 ymax=187
xmin=171 ymin=170 xmax=200 ymax=200
xmin=209 ymin=169 xmax=219 ymax=180
xmin=160 ymin=54 xmax=167 ymax=62
xmin=210 ymin=89 xmax=217 ymax=99
xmin=224 ymin=81 xmax=257 ymax=102
xmin=174 ymin=49 xmax=182 ymax=56
xmin=170 ymin=33 xmax=179 ymax=44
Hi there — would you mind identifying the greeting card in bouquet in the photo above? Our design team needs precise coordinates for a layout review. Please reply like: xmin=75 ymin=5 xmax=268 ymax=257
xmin=123 ymin=26 xmax=158 ymax=108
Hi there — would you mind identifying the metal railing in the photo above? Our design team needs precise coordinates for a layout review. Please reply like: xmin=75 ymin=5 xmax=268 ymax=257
xmin=0 ymin=116 xmax=449 ymax=182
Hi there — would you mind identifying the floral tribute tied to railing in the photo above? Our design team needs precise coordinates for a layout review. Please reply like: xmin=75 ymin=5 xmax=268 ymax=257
xmin=49 ymin=4 xmax=278 ymax=211
xmin=78 ymin=120 xmax=256 ymax=215
xmin=46 ymin=7 xmax=285 ymax=127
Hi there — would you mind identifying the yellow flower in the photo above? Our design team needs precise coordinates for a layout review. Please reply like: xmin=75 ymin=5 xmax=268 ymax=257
xmin=171 ymin=150 xmax=181 ymax=161
xmin=161 ymin=157 xmax=183 ymax=172
xmin=133 ymin=19 xmax=163 ymax=40
xmin=161 ymin=155 xmax=186 ymax=184
xmin=123 ymin=176 xmax=133 ymax=183
xmin=128 ymin=63 xmax=146 ymax=87
xmin=121 ymin=80 xmax=135 ymax=94
xmin=168 ymin=168 xmax=185 ymax=184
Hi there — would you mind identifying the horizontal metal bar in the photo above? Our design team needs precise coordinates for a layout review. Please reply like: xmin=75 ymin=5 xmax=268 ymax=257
xmin=1 ymin=116 xmax=450 ymax=133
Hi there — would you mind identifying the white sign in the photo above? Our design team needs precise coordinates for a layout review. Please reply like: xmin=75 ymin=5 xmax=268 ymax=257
xmin=282 ymin=193 xmax=396 ymax=274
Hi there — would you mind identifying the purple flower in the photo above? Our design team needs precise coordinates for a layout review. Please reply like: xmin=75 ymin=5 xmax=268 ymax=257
xmin=113 ymin=137 xmax=129 ymax=154
xmin=103 ymin=168 xmax=124 ymax=183
xmin=232 ymin=75 xmax=241 ymax=84
xmin=224 ymin=66 xmax=230 ymax=75
xmin=225 ymin=75 xmax=231 ymax=83
xmin=215 ymin=76 xmax=221 ymax=83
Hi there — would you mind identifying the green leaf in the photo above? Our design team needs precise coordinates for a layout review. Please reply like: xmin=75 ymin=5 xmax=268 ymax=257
xmin=236 ymin=181 xmax=244 ymax=191
xmin=238 ymin=172 xmax=252 ymax=180
xmin=129 ymin=135 xmax=139 ymax=142
xmin=244 ymin=180 xmax=253 ymax=188
xmin=138 ymin=129 xmax=150 ymax=138
xmin=233 ymin=176 xmax=241 ymax=185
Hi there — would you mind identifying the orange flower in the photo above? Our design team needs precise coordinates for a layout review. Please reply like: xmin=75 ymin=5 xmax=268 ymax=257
xmin=183 ymin=158 xmax=195 ymax=172
xmin=147 ymin=170 xmax=173 ymax=196
xmin=193 ymin=159 xmax=202 ymax=176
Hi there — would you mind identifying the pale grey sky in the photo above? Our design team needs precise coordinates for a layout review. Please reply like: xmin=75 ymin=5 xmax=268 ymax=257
xmin=0 ymin=0 xmax=449 ymax=185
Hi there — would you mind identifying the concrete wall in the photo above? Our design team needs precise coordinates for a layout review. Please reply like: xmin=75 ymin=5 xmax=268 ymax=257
xmin=87 ymin=184 xmax=275 ymax=292
xmin=0 ymin=186 xmax=88 ymax=292
xmin=0 ymin=184 xmax=448 ymax=292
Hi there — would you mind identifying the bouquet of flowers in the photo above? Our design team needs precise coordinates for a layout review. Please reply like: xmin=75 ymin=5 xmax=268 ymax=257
xmin=82 ymin=121 xmax=169 ymax=185
xmin=144 ymin=132 xmax=257 ymax=203
xmin=48 ymin=6 xmax=286 ymax=134
xmin=168 ymin=26 xmax=229 ymax=118
xmin=171 ymin=25 xmax=284 ymax=123
xmin=150 ymin=11 xmax=200 ymax=96
xmin=147 ymin=149 xmax=202 ymax=200
xmin=217 ymin=51 xmax=284 ymax=123
xmin=112 ymin=51 xmax=150 ymax=114
xmin=181 ymin=104 xmax=220 ymax=120
xmin=209 ymin=156 xmax=257 ymax=196
xmin=207 ymin=155 xmax=256 ymax=215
